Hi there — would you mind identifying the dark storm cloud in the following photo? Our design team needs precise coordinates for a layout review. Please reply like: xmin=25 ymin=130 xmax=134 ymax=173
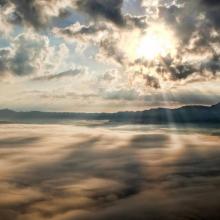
xmin=154 ymin=0 xmax=220 ymax=57
xmin=0 ymin=0 xmax=148 ymax=31
xmin=0 ymin=0 xmax=7 ymax=6
xmin=152 ymin=52 xmax=220 ymax=82
xmin=169 ymin=65 xmax=197 ymax=80
xmin=130 ymin=57 xmax=199 ymax=86
xmin=11 ymin=0 xmax=47 ymax=28
xmin=201 ymin=58 xmax=220 ymax=75
xmin=159 ymin=57 xmax=198 ymax=81
xmin=202 ymin=0 xmax=220 ymax=6
xmin=158 ymin=4 xmax=198 ymax=44
xmin=0 ymin=0 xmax=126 ymax=29
xmin=75 ymin=0 xmax=125 ymax=26
xmin=201 ymin=0 xmax=220 ymax=29
xmin=0 ymin=0 xmax=68 ymax=29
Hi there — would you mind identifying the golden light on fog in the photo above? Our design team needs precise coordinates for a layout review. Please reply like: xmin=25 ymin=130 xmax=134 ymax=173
xmin=136 ymin=24 xmax=177 ymax=60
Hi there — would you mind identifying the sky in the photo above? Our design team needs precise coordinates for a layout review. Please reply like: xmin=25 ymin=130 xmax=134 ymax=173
xmin=0 ymin=0 xmax=220 ymax=112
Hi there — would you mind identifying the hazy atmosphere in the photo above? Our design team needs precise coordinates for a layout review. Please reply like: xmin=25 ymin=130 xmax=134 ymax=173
xmin=1 ymin=124 xmax=220 ymax=220
xmin=0 ymin=0 xmax=220 ymax=220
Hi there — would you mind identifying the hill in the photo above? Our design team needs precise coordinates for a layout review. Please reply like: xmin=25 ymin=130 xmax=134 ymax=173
xmin=0 ymin=103 xmax=220 ymax=124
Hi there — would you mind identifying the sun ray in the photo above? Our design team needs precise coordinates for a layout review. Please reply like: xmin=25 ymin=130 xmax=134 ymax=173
xmin=160 ymin=85 xmax=184 ymax=150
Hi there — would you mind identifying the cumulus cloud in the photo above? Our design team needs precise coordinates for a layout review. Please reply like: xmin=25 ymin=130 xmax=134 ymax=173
xmin=0 ymin=0 xmax=71 ymax=29
xmin=0 ymin=32 xmax=69 ymax=78
xmin=0 ymin=0 xmax=220 ymax=109
xmin=0 ymin=0 xmax=147 ymax=31
xmin=129 ymin=0 xmax=220 ymax=84
xmin=0 ymin=2 xmax=14 ymax=35
xmin=200 ymin=0 xmax=220 ymax=29
xmin=77 ymin=0 xmax=220 ymax=86
xmin=53 ymin=22 xmax=113 ymax=43
xmin=75 ymin=0 xmax=125 ymax=26
xmin=3 ymin=0 xmax=219 ymax=85
xmin=143 ymin=74 xmax=161 ymax=88
xmin=75 ymin=0 xmax=147 ymax=29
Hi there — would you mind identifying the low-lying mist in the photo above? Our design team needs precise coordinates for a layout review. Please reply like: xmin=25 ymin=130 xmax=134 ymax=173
xmin=0 ymin=123 xmax=220 ymax=220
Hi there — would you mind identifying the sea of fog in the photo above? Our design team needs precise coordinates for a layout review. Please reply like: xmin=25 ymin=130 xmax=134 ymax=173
xmin=0 ymin=122 xmax=220 ymax=220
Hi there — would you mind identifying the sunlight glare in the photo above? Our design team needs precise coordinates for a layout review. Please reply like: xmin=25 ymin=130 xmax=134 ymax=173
xmin=136 ymin=24 xmax=177 ymax=60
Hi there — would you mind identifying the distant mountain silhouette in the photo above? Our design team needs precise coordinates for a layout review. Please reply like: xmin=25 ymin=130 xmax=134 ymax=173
xmin=0 ymin=103 xmax=220 ymax=124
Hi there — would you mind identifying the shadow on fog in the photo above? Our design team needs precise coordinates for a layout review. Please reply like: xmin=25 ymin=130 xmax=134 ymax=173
xmin=0 ymin=136 xmax=42 ymax=148
xmin=0 ymin=124 xmax=220 ymax=220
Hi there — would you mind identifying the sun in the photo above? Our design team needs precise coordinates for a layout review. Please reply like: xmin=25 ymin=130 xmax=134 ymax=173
xmin=136 ymin=24 xmax=177 ymax=60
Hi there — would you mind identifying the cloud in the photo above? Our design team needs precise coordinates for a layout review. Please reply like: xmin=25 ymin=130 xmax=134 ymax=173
xmin=143 ymin=74 xmax=161 ymax=89
xmin=0 ymin=2 xmax=14 ymax=36
xmin=1 ymin=124 xmax=220 ymax=219
xmin=201 ymin=0 xmax=220 ymax=29
xmin=160 ymin=0 xmax=220 ymax=48
xmin=103 ymin=88 xmax=139 ymax=101
xmin=124 ymin=14 xmax=148 ymax=29
xmin=0 ymin=0 xmax=148 ymax=35
xmin=1 ymin=0 xmax=220 ymax=109
xmin=158 ymin=57 xmax=199 ymax=81
xmin=53 ymin=17 xmax=147 ymax=66
xmin=75 ymin=0 xmax=125 ymax=26
xmin=97 ymin=37 xmax=127 ymax=65
xmin=127 ymin=0 xmax=220 ymax=85
xmin=32 ymin=68 xmax=86 ymax=81
xmin=0 ymin=48 xmax=11 ymax=77
xmin=201 ymin=57 xmax=220 ymax=75
xmin=53 ymin=0 xmax=220 ymax=86
xmin=53 ymin=22 xmax=113 ymax=43
xmin=157 ymin=55 xmax=220 ymax=82
xmin=54 ymin=22 xmax=130 ymax=66
xmin=0 ymin=32 xmax=69 ymax=78
xmin=0 ymin=0 xmax=71 ymax=29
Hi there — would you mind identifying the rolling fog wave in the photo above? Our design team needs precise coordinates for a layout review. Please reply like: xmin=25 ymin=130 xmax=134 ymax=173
xmin=0 ymin=124 xmax=220 ymax=220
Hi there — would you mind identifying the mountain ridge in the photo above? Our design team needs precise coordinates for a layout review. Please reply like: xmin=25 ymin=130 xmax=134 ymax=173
xmin=0 ymin=103 xmax=220 ymax=124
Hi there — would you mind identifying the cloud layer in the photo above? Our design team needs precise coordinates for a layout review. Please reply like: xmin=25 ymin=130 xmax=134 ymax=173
xmin=1 ymin=124 xmax=220 ymax=219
